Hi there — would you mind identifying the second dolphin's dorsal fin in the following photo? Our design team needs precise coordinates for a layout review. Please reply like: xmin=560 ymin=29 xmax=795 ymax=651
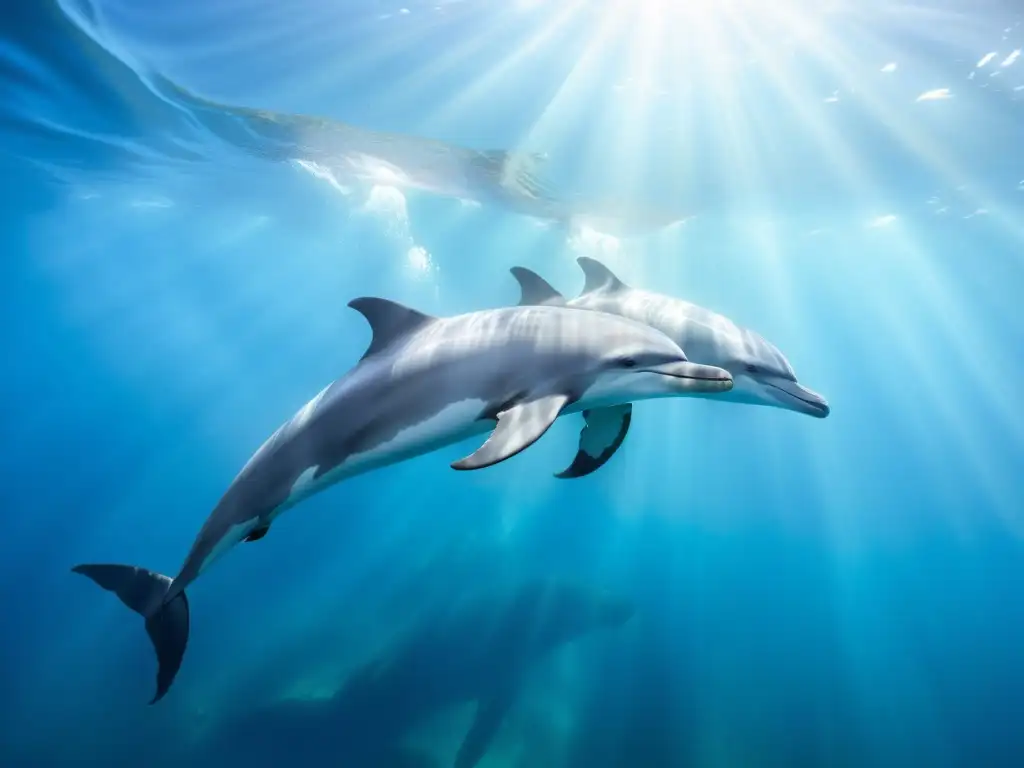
xmin=348 ymin=297 xmax=435 ymax=361
xmin=577 ymin=256 xmax=628 ymax=295
xmin=509 ymin=267 xmax=566 ymax=306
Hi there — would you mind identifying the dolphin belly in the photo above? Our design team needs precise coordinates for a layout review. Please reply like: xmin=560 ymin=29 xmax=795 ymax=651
xmin=275 ymin=397 xmax=495 ymax=513
xmin=341 ymin=397 xmax=493 ymax=473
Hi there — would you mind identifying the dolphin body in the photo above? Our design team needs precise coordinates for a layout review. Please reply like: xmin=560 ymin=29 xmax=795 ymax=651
xmin=510 ymin=257 xmax=830 ymax=477
xmin=149 ymin=74 xmax=558 ymax=211
xmin=73 ymin=299 xmax=731 ymax=703
xmin=200 ymin=579 xmax=634 ymax=768
xmin=145 ymin=76 xmax=691 ymax=237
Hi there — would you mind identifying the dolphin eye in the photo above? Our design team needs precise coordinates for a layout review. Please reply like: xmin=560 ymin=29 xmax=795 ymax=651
xmin=618 ymin=356 xmax=638 ymax=369
xmin=745 ymin=364 xmax=760 ymax=374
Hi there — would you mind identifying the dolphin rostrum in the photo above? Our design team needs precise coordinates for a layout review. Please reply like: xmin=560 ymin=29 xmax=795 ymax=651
xmin=73 ymin=299 xmax=732 ymax=703
xmin=511 ymin=257 xmax=830 ymax=477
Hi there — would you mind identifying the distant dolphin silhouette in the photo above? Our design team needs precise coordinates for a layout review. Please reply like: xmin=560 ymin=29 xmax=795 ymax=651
xmin=146 ymin=75 xmax=690 ymax=236
xmin=334 ymin=579 xmax=635 ymax=767
xmin=510 ymin=257 xmax=829 ymax=476
xmin=72 ymin=299 xmax=730 ymax=704
xmin=149 ymin=75 xmax=556 ymax=205
xmin=203 ymin=579 xmax=635 ymax=768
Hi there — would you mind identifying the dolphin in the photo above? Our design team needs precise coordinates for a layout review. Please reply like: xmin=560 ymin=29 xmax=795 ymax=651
xmin=200 ymin=579 xmax=634 ymax=768
xmin=73 ymin=299 xmax=731 ymax=704
xmin=140 ymin=76 xmax=691 ymax=236
xmin=510 ymin=257 xmax=830 ymax=477
xmin=146 ymin=74 xmax=557 ymax=210
xmin=334 ymin=579 xmax=635 ymax=768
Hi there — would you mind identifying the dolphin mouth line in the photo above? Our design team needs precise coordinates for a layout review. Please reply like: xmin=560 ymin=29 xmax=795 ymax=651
xmin=765 ymin=381 xmax=829 ymax=415
xmin=653 ymin=371 xmax=731 ymax=383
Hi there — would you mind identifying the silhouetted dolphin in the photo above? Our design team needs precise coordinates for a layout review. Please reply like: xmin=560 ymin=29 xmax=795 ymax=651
xmin=336 ymin=579 xmax=634 ymax=768
xmin=143 ymin=76 xmax=690 ymax=236
xmin=330 ymin=580 xmax=635 ymax=768
xmin=511 ymin=257 xmax=830 ymax=476
xmin=73 ymin=299 xmax=731 ymax=703
xmin=148 ymin=74 xmax=556 ymax=209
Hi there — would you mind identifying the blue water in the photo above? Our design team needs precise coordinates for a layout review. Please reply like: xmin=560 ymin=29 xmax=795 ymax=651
xmin=3 ymin=1 xmax=1024 ymax=766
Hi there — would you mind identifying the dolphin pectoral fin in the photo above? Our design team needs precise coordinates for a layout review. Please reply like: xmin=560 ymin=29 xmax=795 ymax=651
xmin=72 ymin=564 xmax=190 ymax=704
xmin=455 ymin=690 xmax=514 ymax=768
xmin=509 ymin=266 xmax=566 ymax=306
xmin=451 ymin=394 xmax=570 ymax=471
xmin=556 ymin=404 xmax=632 ymax=479
xmin=243 ymin=523 xmax=271 ymax=542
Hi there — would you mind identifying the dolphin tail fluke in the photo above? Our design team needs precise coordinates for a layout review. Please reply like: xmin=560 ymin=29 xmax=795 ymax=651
xmin=71 ymin=563 xmax=190 ymax=704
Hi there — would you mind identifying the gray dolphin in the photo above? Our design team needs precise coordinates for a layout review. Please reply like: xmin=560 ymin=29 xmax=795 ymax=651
xmin=73 ymin=299 xmax=731 ymax=703
xmin=510 ymin=257 xmax=830 ymax=477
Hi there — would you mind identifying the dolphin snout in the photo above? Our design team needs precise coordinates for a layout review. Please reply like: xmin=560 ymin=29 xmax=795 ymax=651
xmin=652 ymin=361 xmax=733 ymax=393
xmin=768 ymin=379 xmax=830 ymax=418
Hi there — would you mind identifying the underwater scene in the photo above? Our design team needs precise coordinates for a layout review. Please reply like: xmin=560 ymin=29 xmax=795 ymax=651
xmin=2 ymin=0 xmax=1024 ymax=766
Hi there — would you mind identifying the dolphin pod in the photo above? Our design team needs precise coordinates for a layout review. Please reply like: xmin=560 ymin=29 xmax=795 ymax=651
xmin=73 ymin=299 xmax=732 ymax=703
xmin=73 ymin=259 xmax=829 ymax=706
xmin=511 ymin=257 xmax=830 ymax=476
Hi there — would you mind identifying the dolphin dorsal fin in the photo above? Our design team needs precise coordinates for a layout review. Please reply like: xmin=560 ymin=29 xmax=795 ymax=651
xmin=577 ymin=256 xmax=628 ymax=295
xmin=509 ymin=267 xmax=566 ymax=306
xmin=348 ymin=297 xmax=435 ymax=360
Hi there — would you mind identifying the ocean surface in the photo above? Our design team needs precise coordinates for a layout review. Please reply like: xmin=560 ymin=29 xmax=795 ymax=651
xmin=2 ymin=1 xmax=1024 ymax=766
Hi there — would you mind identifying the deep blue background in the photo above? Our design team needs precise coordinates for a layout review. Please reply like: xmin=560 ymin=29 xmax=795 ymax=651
xmin=2 ymin=0 xmax=1024 ymax=765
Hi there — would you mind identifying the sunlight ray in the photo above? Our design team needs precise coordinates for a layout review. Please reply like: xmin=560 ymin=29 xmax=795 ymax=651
xmin=774 ymin=3 xmax=1024 ymax=241
xmin=511 ymin=2 xmax=633 ymax=166
xmin=593 ymin=0 xmax=669 ymax=200
xmin=853 ymin=225 xmax=1023 ymax=533
xmin=717 ymin=3 xmax=884 ymax=225
xmin=684 ymin=5 xmax=809 ymax=355
xmin=202 ymin=6 xmax=478 ymax=121
xmin=418 ymin=1 xmax=592 ymax=133
xmin=695 ymin=5 xmax=773 ymax=213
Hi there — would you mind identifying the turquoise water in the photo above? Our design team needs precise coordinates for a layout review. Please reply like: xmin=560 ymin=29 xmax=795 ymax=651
xmin=2 ymin=1 xmax=1024 ymax=766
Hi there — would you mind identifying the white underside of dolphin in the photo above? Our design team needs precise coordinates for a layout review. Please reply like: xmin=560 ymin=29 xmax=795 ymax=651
xmin=72 ymin=297 xmax=733 ymax=704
